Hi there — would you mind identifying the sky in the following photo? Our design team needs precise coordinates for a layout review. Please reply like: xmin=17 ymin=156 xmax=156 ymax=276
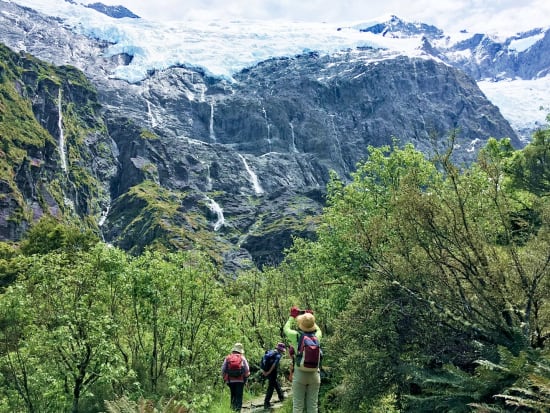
xmin=95 ymin=0 xmax=550 ymax=35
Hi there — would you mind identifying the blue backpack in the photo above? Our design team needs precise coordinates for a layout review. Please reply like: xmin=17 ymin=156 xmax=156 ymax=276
xmin=260 ymin=349 xmax=278 ymax=371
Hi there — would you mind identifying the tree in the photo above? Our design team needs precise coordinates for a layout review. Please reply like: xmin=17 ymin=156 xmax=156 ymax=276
xmin=506 ymin=127 xmax=549 ymax=197
xmin=284 ymin=141 xmax=549 ymax=411
xmin=0 ymin=244 xmax=130 ymax=413
xmin=1 ymin=240 xmax=262 ymax=412
xmin=0 ymin=242 xmax=24 ymax=287
xmin=19 ymin=216 xmax=98 ymax=256
xmin=119 ymin=250 xmax=233 ymax=405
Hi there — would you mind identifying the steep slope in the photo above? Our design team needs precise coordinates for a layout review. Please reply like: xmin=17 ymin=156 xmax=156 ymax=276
xmin=0 ymin=43 xmax=115 ymax=240
xmin=123 ymin=52 xmax=520 ymax=176
xmin=96 ymin=51 xmax=519 ymax=270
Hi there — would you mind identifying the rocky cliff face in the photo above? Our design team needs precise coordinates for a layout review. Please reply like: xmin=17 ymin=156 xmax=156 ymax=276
xmin=0 ymin=2 xmax=526 ymax=271
xmin=0 ymin=43 xmax=116 ymax=242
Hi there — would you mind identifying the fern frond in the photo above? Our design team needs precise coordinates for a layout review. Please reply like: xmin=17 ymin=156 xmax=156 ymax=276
xmin=494 ymin=393 xmax=549 ymax=410
xmin=104 ymin=396 xmax=141 ymax=413
xmin=474 ymin=359 xmax=509 ymax=372
xmin=468 ymin=402 xmax=504 ymax=412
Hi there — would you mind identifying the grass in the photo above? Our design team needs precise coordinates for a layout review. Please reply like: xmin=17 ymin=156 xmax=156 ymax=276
xmin=208 ymin=385 xmax=261 ymax=412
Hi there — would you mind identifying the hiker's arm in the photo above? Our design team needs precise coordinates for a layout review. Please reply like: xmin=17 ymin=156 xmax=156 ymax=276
xmin=265 ymin=352 xmax=283 ymax=376
xmin=283 ymin=317 xmax=299 ymax=344
xmin=221 ymin=358 xmax=227 ymax=379
xmin=263 ymin=361 xmax=276 ymax=376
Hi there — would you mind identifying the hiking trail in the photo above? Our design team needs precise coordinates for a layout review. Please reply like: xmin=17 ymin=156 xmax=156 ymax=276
xmin=241 ymin=385 xmax=291 ymax=412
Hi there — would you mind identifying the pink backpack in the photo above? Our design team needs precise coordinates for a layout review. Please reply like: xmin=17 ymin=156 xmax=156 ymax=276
xmin=296 ymin=332 xmax=321 ymax=371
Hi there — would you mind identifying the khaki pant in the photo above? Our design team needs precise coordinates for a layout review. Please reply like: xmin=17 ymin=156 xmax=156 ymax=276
xmin=292 ymin=368 xmax=321 ymax=413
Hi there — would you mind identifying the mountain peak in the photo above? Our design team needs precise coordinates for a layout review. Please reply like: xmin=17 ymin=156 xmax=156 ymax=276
xmin=84 ymin=2 xmax=140 ymax=19
xmin=355 ymin=15 xmax=444 ymax=40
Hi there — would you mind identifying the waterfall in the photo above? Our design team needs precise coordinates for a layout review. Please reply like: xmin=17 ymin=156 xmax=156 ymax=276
xmin=206 ymin=197 xmax=225 ymax=231
xmin=57 ymin=89 xmax=67 ymax=171
xmin=238 ymin=154 xmax=264 ymax=195
xmin=198 ymin=83 xmax=207 ymax=102
xmin=329 ymin=114 xmax=345 ymax=166
xmin=57 ymin=89 xmax=79 ymax=212
xmin=467 ymin=138 xmax=481 ymax=153
xmin=289 ymin=122 xmax=298 ymax=153
xmin=146 ymin=99 xmax=157 ymax=127
xmin=209 ymin=102 xmax=216 ymax=142
xmin=205 ymin=163 xmax=213 ymax=190
xmin=261 ymin=105 xmax=272 ymax=152
xmin=98 ymin=205 xmax=110 ymax=227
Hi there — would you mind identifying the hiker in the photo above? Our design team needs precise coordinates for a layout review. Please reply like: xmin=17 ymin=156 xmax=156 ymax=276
xmin=222 ymin=342 xmax=251 ymax=412
xmin=288 ymin=344 xmax=295 ymax=381
xmin=262 ymin=342 xmax=287 ymax=409
xmin=284 ymin=307 xmax=322 ymax=413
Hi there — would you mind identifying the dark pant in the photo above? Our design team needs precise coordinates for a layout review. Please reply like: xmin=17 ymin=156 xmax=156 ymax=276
xmin=264 ymin=372 xmax=284 ymax=405
xmin=227 ymin=381 xmax=245 ymax=411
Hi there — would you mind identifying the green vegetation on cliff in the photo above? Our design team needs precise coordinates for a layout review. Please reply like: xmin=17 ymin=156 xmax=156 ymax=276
xmin=0 ymin=44 xmax=54 ymax=221
xmin=0 ymin=43 xmax=113 ymax=238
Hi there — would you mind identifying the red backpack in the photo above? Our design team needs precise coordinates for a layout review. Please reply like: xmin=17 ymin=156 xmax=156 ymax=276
xmin=296 ymin=332 xmax=321 ymax=372
xmin=226 ymin=353 xmax=244 ymax=377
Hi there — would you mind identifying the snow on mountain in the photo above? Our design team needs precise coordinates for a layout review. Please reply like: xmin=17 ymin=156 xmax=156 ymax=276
xmin=478 ymin=77 xmax=550 ymax=142
xmin=509 ymin=32 xmax=545 ymax=52
xmin=6 ymin=0 xmax=550 ymax=139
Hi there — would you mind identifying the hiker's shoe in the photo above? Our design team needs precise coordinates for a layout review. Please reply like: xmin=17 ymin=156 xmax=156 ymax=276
xmin=264 ymin=402 xmax=273 ymax=409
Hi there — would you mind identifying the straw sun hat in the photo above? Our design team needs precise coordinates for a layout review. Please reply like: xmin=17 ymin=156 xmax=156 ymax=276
xmin=296 ymin=312 xmax=318 ymax=333
xmin=231 ymin=342 xmax=245 ymax=354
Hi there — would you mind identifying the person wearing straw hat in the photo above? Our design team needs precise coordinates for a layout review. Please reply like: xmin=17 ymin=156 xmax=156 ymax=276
xmin=284 ymin=306 xmax=323 ymax=413
xmin=222 ymin=342 xmax=250 ymax=412
xmin=262 ymin=342 xmax=287 ymax=409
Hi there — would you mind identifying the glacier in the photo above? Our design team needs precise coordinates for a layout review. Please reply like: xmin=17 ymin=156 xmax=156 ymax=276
xmin=8 ymin=0 xmax=427 ymax=82
xmin=7 ymin=0 xmax=550 ymax=138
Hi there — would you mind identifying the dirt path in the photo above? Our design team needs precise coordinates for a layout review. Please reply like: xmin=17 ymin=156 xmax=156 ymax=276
xmin=241 ymin=386 xmax=291 ymax=412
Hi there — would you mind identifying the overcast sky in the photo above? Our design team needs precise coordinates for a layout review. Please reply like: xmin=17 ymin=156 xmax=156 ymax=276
xmin=96 ymin=0 xmax=550 ymax=34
